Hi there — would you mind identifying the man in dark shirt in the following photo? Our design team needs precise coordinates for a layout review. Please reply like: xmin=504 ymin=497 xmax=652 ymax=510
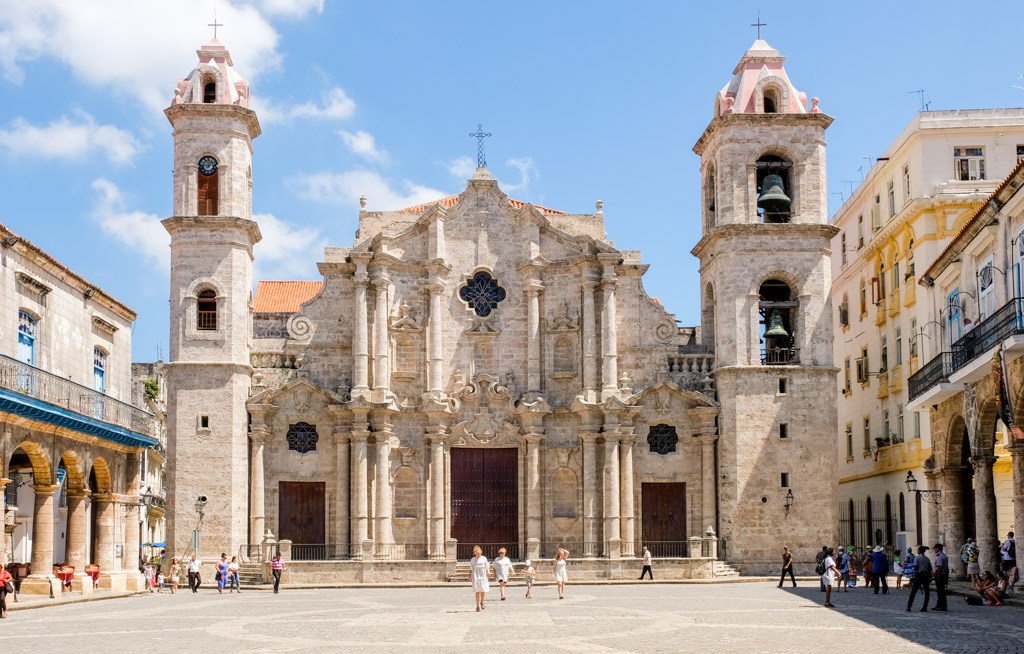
xmin=933 ymin=543 xmax=949 ymax=610
xmin=778 ymin=546 xmax=797 ymax=588
xmin=871 ymin=546 xmax=889 ymax=594
xmin=906 ymin=545 xmax=932 ymax=612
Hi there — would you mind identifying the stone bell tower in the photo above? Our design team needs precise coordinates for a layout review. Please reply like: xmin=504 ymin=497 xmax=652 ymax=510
xmin=162 ymin=39 xmax=261 ymax=560
xmin=691 ymin=40 xmax=839 ymax=573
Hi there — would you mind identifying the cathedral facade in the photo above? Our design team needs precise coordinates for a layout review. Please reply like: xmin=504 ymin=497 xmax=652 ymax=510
xmin=163 ymin=38 xmax=837 ymax=577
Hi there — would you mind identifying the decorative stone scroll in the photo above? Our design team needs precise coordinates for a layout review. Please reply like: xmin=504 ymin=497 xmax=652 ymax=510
xmin=286 ymin=315 xmax=315 ymax=341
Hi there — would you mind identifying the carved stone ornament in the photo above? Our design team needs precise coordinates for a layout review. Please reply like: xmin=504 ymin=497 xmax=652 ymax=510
xmin=449 ymin=374 xmax=520 ymax=446
xmin=548 ymin=302 xmax=579 ymax=332
xmin=286 ymin=315 xmax=315 ymax=341
xmin=391 ymin=303 xmax=422 ymax=332
xmin=654 ymin=318 xmax=678 ymax=343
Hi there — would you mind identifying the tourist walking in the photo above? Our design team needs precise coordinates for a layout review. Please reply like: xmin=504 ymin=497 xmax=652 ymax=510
xmin=821 ymin=547 xmax=837 ymax=608
xmin=215 ymin=553 xmax=229 ymax=595
xmin=493 ymin=548 xmax=513 ymax=601
xmin=816 ymin=545 xmax=828 ymax=592
xmin=962 ymin=538 xmax=980 ymax=582
xmin=553 ymin=548 xmax=569 ymax=599
xmin=187 ymin=556 xmax=202 ymax=593
xmin=777 ymin=546 xmax=796 ymax=588
xmin=871 ymin=546 xmax=889 ymax=595
xmin=470 ymin=545 xmax=490 ymax=612
xmin=169 ymin=559 xmax=180 ymax=594
xmin=932 ymin=543 xmax=949 ymax=610
xmin=0 ymin=565 xmax=13 ymax=618
xmin=270 ymin=552 xmax=286 ymax=594
xmin=640 ymin=546 xmax=654 ymax=580
xmin=906 ymin=545 xmax=932 ymax=612
xmin=228 ymin=555 xmax=241 ymax=593
xmin=1000 ymin=531 xmax=1017 ymax=575
xmin=523 ymin=560 xmax=536 ymax=598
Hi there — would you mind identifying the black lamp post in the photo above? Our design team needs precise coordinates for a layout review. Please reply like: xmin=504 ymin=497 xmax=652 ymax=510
xmin=905 ymin=471 xmax=941 ymax=504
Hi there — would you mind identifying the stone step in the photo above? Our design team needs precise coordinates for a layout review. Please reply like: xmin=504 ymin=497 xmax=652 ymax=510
xmin=713 ymin=561 xmax=741 ymax=577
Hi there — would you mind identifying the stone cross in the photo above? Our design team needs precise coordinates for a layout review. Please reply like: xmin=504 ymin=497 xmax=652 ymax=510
xmin=208 ymin=12 xmax=223 ymax=39
xmin=750 ymin=13 xmax=766 ymax=40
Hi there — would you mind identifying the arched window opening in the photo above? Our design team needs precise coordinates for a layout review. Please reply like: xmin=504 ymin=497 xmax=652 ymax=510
xmin=202 ymin=76 xmax=217 ymax=103
xmin=197 ymin=289 xmax=217 ymax=330
xmin=884 ymin=494 xmax=894 ymax=545
xmin=759 ymin=279 xmax=797 ymax=365
xmin=756 ymin=155 xmax=793 ymax=223
xmin=865 ymin=496 xmax=874 ymax=546
xmin=197 ymin=156 xmax=219 ymax=216
xmin=763 ymin=87 xmax=779 ymax=113
xmin=704 ymin=166 xmax=717 ymax=228
xmin=704 ymin=284 xmax=716 ymax=348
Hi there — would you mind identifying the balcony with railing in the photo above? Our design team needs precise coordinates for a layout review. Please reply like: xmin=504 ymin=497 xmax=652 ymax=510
xmin=761 ymin=345 xmax=800 ymax=365
xmin=908 ymin=352 xmax=954 ymax=402
xmin=0 ymin=353 xmax=157 ymax=448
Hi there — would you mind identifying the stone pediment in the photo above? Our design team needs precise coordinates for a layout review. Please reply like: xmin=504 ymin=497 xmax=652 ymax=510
xmin=247 ymin=376 xmax=345 ymax=408
xmin=627 ymin=380 xmax=719 ymax=409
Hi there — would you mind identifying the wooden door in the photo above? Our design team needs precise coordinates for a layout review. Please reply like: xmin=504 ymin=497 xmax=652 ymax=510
xmin=641 ymin=482 xmax=687 ymax=557
xmin=278 ymin=481 xmax=326 ymax=545
xmin=451 ymin=448 xmax=518 ymax=559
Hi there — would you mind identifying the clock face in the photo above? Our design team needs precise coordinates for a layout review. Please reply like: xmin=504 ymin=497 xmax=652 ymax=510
xmin=198 ymin=156 xmax=218 ymax=176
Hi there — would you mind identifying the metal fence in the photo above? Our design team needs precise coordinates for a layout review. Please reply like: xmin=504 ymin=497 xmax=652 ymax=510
xmin=838 ymin=499 xmax=900 ymax=561
xmin=0 ymin=353 xmax=156 ymax=437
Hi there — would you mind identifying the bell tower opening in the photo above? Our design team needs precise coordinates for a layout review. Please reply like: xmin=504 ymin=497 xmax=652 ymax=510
xmin=756 ymin=155 xmax=793 ymax=223
xmin=759 ymin=279 xmax=798 ymax=365
xmin=202 ymin=75 xmax=217 ymax=103
xmin=763 ymin=87 xmax=779 ymax=113
xmin=197 ymin=156 xmax=219 ymax=216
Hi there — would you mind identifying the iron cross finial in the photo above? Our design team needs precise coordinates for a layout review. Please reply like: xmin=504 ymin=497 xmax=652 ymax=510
xmin=751 ymin=12 xmax=766 ymax=40
xmin=208 ymin=10 xmax=223 ymax=40
xmin=469 ymin=123 xmax=492 ymax=169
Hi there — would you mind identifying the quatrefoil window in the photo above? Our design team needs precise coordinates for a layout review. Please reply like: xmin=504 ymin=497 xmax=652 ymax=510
xmin=286 ymin=422 xmax=319 ymax=454
xmin=459 ymin=271 xmax=507 ymax=317
xmin=647 ymin=424 xmax=679 ymax=455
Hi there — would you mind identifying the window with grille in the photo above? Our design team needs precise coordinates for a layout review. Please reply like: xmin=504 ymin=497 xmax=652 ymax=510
xmin=954 ymin=146 xmax=985 ymax=181
xmin=286 ymin=423 xmax=319 ymax=454
xmin=197 ymin=289 xmax=217 ymax=330
xmin=979 ymin=258 xmax=995 ymax=320
xmin=647 ymin=424 xmax=678 ymax=455
xmin=458 ymin=271 xmax=507 ymax=317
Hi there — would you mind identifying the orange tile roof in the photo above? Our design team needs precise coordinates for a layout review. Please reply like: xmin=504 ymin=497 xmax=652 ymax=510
xmin=253 ymin=281 xmax=323 ymax=313
xmin=398 ymin=195 xmax=567 ymax=215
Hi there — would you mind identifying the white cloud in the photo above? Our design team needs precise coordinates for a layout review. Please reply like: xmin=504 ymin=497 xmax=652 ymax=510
xmin=447 ymin=155 xmax=476 ymax=179
xmin=89 ymin=178 xmax=170 ymax=269
xmin=339 ymin=130 xmax=388 ymax=163
xmin=253 ymin=212 xmax=325 ymax=279
xmin=254 ymin=87 xmax=357 ymax=124
xmin=250 ymin=0 xmax=323 ymax=18
xmin=0 ymin=112 xmax=141 ymax=164
xmin=502 ymin=157 xmax=536 ymax=193
xmin=0 ymin=1 xmax=282 ymax=113
xmin=291 ymin=169 xmax=449 ymax=211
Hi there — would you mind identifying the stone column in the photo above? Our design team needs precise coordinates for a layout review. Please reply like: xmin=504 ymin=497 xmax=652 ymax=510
xmin=352 ymin=258 xmax=371 ymax=396
xmin=602 ymin=434 xmax=621 ymax=556
xmin=526 ymin=435 xmax=543 ymax=557
xmin=28 ymin=485 xmax=57 ymax=577
xmin=1007 ymin=442 xmax=1024 ymax=588
xmin=0 ymin=479 xmax=8 ymax=567
xmin=699 ymin=435 xmax=718 ymax=533
xmin=428 ymin=435 xmax=446 ymax=559
xmin=124 ymin=456 xmax=143 ymax=588
xmin=427 ymin=283 xmax=445 ymax=394
xmin=372 ymin=274 xmax=391 ymax=394
xmin=934 ymin=468 xmax=963 ymax=574
xmin=350 ymin=430 xmax=370 ymax=551
xmin=924 ymin=470 xmax=942 ymax=545
xmin=973 ymin=455 xmax=999 ymax=574
xmin=581 ymin=279 xmax=598 ymax=399
xmin=525 ymin=282 xmax=543 ymax=395
xmin=598 ymin=257 xmax=619 ymax=398
xmin=249 ymin=427 xmax=269 ymax=544
xmin=619 ymin=437 xmax=635 ymax=556
xmin=92 ymin=494 xmax=116 ymax=577
xmin=65 ymin=490 xmax=89 ymax=569
xmin=581 ymin=433 xmax=600 ymax=557
xmin=333 ymin=432 xmax=351 ymax=551
xmin=374 ymin=423 xmax=395 ymax=553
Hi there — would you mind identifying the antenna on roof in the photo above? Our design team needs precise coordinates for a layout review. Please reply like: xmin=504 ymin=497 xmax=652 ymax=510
xmin=907 ymin=89 xmax=931 ymax=112
xmin=831 ymin=191 xmax=846 ymax=204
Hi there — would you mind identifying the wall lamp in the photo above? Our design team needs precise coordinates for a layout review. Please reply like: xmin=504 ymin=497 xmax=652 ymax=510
xmin=905 ymin=471 xmax=941 ymax=505
xmin=1 ymin=236 xmax=19 ymax=248
xmin=784 ymin=489 xmax=794 ymax=515
xmin=83 ymin=287 xmax=96 ymax=299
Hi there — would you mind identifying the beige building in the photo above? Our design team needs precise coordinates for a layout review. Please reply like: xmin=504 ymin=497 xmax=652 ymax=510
xmin=163 ymin=38 xmax=837 ymax=579
xmin=832 ymin=110 xmax=1024 ymax=560
xmin=0 ymin=223 xmax=155 ymax=594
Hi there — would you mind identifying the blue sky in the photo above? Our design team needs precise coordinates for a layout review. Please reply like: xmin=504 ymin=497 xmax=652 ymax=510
xmin=1 ymin=1 xmax=1023 ymax=362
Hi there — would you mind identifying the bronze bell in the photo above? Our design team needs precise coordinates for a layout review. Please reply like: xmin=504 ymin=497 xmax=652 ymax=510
xmin=757 ymin=174 xmax=791 ymax=216
xmin=764 ymin=310 xmax=789 ymax=338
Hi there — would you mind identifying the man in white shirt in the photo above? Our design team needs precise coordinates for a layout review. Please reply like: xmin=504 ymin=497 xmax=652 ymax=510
xmin=639 ymin=546 xmax=653 ymax=580
xmin=187 ymin=556 xmax=202 ymax=593
xmin=1000 ymin=531 xmax=1017 ymax=575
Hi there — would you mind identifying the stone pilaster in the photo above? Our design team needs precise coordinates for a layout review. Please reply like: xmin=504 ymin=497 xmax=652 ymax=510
xmin=426 ymin=282 xmax=445 ymax=395
xmin=602 ymin=433 xmax=621 ymax=555
xmin=598 ymin=255 xmax=619 ymax=399
xmin=352 ymin=257 xmax=371 ymax=397
xmin=924 ymin=469 xmax=942 ymax=545
xmin=427 ymin=434 xmax=447 ymax=559
xmin=123 ymin=456 xmax=144 ymax=589
xmin=525 ymin=434 xmax=544 ymax=557
xmin=525 ymin=281 xmax=543 ymax=395
xmin=580 ymin=432 xmax=600 ymax=557
xmin=972 ymin=455 xmax=999 ymax=574
xmin=93 ymin=493 xmax=117 ymax=578
xmin=371 ymin=271 xmax=391 ymax=395
xmin=581 ymin=278 xmax=598 ymax=401
xmin=619 ymin=436 xmax=635 ymax=556
xmin=373 ymin=416 xmax=395 ymax=553
xmin=333 ymin=429 xmax=351 ymax=552
xmin=350 ymin=412 xmax=370 ymax=551
xmin=249 ymin=426 xmax=270 ymax=544
xmin=65 ymin=490 xmax=90 ymax=569
xmin=699 ymin=435 xmax=718 ymax=534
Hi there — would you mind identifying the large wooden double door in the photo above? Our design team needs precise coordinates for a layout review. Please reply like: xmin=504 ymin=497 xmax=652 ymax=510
xmin=278 ymin=481 xmax=326 ymax=545
xmin=641 ymin=482 xmax=687 ymax=557
xmin=451 ymin=448 xmax=519 ymax=559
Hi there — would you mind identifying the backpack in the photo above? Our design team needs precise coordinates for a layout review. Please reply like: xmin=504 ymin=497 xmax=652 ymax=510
xmin=815 ymin=559 xmax=826 ymax=575
xmin=1010 ymin=540 xmax=1017 ymax=560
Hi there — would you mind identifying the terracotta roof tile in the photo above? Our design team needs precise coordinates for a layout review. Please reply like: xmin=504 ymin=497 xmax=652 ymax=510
xmin=253 ymin=281 xmax=323 ymax=313
xmin=398 ymin=195 xmax=567 ymax=215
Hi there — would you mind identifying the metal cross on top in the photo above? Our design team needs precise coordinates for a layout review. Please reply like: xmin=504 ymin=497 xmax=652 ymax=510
xmin=750 ymin=12 xmax=766 ymax=40
xmin=208 ymin=11 xmax=223 ymax=40
xmin=469 ymin=123 xmax=492 ymax=169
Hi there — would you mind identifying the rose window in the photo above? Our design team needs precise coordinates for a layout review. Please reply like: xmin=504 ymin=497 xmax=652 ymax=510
xmin=647 ymin=424 xmax=679 ymax=455
xmin=459 ymin=271 xmax=507 ymax=317
xmin=286 ymin=422 xmax=319 ymax=454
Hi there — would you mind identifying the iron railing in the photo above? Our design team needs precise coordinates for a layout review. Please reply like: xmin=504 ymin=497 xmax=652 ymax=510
xmin=457 ymin=542 xmax=520 ymax=561
xmin=0 ymin=353 xmax=156 ymax=437
xmin=761 ymin=346 xmax=800 ymax=366
xmin=907 ymin=352 xmax=954 ymax=401
xmin=951 ymin=297 xmax=1024 ymax=370
xmin=292 ymin=543 xmax=355 ymax=561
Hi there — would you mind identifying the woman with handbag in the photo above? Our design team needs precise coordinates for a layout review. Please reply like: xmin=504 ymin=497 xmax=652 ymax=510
xmin=0 ymin=566 xmax=14 ymax=618
xmin=215 ymin=553 xmax=229 ymax=595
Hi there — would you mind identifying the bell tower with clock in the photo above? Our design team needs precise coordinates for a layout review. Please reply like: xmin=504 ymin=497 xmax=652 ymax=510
xmin=162 ymin=39 xmax=262 ymax=561
xmin=691 ymin=40 xmax=839 ymax=573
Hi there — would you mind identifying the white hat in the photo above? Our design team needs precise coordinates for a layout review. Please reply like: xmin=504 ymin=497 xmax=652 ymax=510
xmin=872 ymin=545 xmax=884 ymax=553
xmin=524 ymin=560 xmax=531 ymax=566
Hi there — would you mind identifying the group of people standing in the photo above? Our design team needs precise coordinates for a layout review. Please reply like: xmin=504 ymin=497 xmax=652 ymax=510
xmin=469 ymin=546 xmax=568 ymax=612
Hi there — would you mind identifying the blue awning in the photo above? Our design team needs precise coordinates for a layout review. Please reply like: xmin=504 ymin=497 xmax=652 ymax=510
xmin=0 ymin=388 xmax=157 ymax=449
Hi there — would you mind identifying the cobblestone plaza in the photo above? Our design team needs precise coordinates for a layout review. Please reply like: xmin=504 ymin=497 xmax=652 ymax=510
xmin=0 ymin=583 xmax=1018 ymax=653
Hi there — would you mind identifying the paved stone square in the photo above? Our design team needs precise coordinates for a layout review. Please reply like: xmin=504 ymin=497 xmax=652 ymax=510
xmin=0 ymin=582 xmax=1020 ymax=653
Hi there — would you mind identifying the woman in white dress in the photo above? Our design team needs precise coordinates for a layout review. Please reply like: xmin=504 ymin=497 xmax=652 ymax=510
xmin=470 ymin=545 xmax=490 ymax=611
xmin=493 ymin=547 xmax=513 ymax=601
xmin=553 ymin=548 xmax=569 ymax=599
